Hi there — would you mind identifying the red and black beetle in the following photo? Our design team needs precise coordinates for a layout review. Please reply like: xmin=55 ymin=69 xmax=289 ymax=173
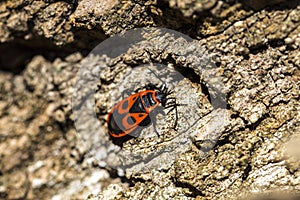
xmin=107 ymin=83 xmax=178 ymax=138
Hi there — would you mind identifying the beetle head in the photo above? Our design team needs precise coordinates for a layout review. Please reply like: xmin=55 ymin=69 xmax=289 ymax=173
xmin=155 ymin=91 xmax=167 ymax=107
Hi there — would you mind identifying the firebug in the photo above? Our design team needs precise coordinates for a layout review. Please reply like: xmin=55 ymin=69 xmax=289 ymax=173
xmin=107 ymin=83 xmax=179 ymax=138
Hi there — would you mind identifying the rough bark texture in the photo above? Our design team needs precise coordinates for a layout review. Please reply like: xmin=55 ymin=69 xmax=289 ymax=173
xmin=0 ymin=0 xmax=299 ymax=200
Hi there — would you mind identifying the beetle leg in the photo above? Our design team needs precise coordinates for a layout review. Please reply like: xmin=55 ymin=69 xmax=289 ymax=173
xmin=164 ymin=98 xmax=183 ymax=130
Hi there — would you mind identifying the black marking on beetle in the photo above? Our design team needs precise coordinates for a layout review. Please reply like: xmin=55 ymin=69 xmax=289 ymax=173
xmin=129 ymin=96 xmax=146 ymax=113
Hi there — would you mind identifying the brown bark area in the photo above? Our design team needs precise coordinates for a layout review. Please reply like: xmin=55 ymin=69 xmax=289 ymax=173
xmin=0 ymin=0 xmax=299 ymax=199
